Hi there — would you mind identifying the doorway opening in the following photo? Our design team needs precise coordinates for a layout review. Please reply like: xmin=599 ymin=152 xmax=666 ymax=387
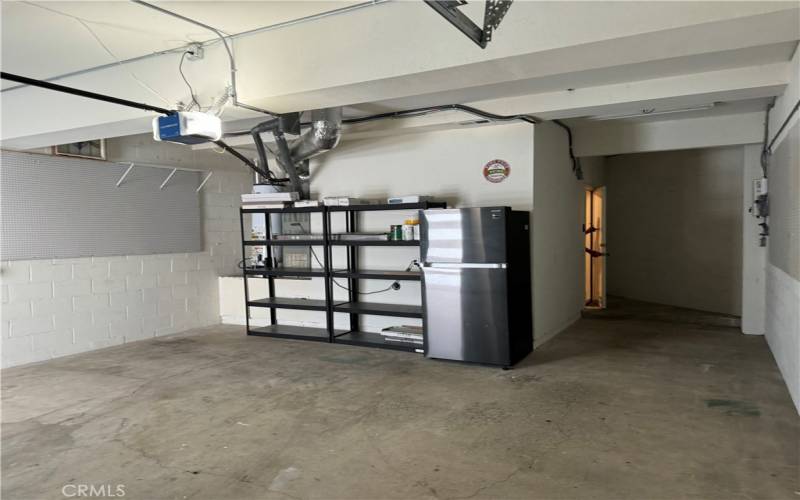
xmin=584 ymin=186 xmax=606 ymax=309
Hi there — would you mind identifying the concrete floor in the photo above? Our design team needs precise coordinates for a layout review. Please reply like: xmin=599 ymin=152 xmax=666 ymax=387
xmin=2 ymin=304 xmax=797 ymax=500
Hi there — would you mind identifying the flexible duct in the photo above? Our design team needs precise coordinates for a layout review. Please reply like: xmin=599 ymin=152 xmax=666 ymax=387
xmin=249 ymin=107 xmax=342 ymax=194
xmin=290 ymin=108 xmax=343 ymax=170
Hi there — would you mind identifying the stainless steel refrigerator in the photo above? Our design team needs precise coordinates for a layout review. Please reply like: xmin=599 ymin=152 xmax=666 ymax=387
xmin=420 ymin=207 xmax=532 ymax=367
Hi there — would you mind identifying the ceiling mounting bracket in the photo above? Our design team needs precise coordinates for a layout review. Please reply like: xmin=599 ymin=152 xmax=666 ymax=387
xmin=424 ymin=0 xmax=513 ymax=49
xmin=186 ymin=43 xmax=204 ymax=61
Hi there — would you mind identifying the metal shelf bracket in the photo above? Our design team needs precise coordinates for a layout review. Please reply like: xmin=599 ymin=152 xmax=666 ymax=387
xmin=115 ymin=162 xmax=135 ymax=187
xmin=159 ymin=168 xmax=178 ymax=190
xmin=114 ymin=160 xmax=209 ymax=193
xmin=196 ymin=171 xmax=213 ymax=192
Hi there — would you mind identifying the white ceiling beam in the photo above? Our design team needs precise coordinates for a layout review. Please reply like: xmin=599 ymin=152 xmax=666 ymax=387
xmin=2 ymin=2 xmax=797 ymax=148
xmin=234 ymin=5 xmax=800 ymax=112
xmin=197 ymin=61 xmax=787 ymax=151
xmin=572 ymin=111 xmax=764 ymax=157
xmin=468 ymin=62 xmax=790 ymax=119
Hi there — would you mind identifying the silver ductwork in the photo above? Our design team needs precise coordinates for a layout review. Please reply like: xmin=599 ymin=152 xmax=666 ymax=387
xmin=290 ymin=107 xmax=342 ymax=175
xmin=250 ymin=107 xmax=342 ymax=197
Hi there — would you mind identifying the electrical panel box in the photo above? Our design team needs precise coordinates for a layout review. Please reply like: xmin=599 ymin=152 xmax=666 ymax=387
xmin=753 ymin=178 xmax=768 ymax=198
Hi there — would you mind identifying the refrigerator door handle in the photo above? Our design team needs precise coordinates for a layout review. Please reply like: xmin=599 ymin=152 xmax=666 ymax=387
xmin=423 ymin=263 xmax=507 ymax=269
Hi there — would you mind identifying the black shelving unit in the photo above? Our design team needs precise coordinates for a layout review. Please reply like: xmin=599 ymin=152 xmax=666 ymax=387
xmin=330 ymin=269 xmax=421 ymax=281
xmin=240 ymin=205 xmax=334 ymax=344
xmin=239 ymin=201 xmax=446 ymax=352
xmin=328 ymin=240 xmax=420 ymax=246
xmin=325 ymin=201 xmax=446 ymax=353
xmin=332 ymin=301 xmax=422 ymax=318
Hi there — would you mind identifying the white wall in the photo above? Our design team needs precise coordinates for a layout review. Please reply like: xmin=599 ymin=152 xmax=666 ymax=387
xmin=0 ymin=137 xmax=252 ymax=367
xmin=741 ymin=144 xmax=768 ymax=335
xmin=221 ymin=123 xmax=537 ymax=336
xmin=221 ymin=121 xmax=586 ymax=347
xmin=580 ymin=156 xmax=606 ymax=188
xmin=532 ymin=122 xmax=586 ymax=345
xmin=604 ymin=146 xmax=744 ymax=316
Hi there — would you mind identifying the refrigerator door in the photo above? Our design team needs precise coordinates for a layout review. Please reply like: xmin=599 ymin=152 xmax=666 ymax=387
xmin=422 ymin=264 xmax=510 ymax=365
xmin=421 ymin=207 xmax=508 ymax=264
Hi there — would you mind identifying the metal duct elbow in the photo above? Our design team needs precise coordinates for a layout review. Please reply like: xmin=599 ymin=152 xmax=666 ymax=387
xmin=290 ymin=107 xmax=342 ymax=163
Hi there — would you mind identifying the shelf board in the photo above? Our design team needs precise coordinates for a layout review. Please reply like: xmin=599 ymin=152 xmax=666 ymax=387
xmin=329 ymin=240 xmax=419 ymax=246
xmin=248 ymin=324 xmax=333 ymax=342
xmin=244 ymin=239 xmax=326 ymax=246
xmin=334 ymin=331 xmax=423 ymax=352
xmin=327 ymin=202 xmax=446 ymax=212
xmin=241 ymin=206 xmax=324 ymax=214
xmin=245 ymin=268 xmax=325 ymax=278
xmin=248 ymin=297 xmax=328 ymax=311
xmin=331 ymin=269 xmax=421 ymax=281
xmin=332 ymin=301 xmax=422 ymax=318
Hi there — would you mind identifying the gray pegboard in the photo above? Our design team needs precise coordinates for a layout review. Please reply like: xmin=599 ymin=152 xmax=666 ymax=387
xmin=1 ymin=150 xmax=202 ymax=260
xmin=768 ymin=122 xmax=800 ymax=280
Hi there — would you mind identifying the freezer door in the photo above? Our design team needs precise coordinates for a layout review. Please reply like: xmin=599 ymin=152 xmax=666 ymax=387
xmin=421 ymin=207 xmax=508 ymax=263
xmin=422 ymin=265 xmax=510 ymax=365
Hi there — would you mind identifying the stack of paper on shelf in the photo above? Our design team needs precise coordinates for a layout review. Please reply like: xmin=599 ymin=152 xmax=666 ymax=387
xmin=333 ymin=233 xmax=389 ymax=241
xmin=241 ymin=192 xmax=299 ymax=209
xmin=381 ymin=325 xmax=423 ymax=344
xmin=322 ymin=197 xmax=376 ymax=206
xmin=294 ymin=200 xmax=321 ymax=208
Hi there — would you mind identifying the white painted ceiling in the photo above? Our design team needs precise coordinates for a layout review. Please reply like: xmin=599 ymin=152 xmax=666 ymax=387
xmin=351 ymin=42 xmax=797 ymax=115
xmin=0 ymin=1 xmax=368 ymax=83
xmin=1 ymin=1 xmax=799 ymax=149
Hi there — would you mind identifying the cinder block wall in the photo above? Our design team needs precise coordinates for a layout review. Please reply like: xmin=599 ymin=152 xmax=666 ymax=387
xmin=1 ymin=140 xmax=252 ymax=368
xmin=1 ymin=254 xmax=217 ymax=365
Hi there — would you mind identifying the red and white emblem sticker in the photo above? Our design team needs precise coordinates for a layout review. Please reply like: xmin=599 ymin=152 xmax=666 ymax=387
xmin=483 ymin=159 xmax=510 ymax=183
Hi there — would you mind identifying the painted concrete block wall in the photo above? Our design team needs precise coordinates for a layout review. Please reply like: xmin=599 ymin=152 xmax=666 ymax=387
xmin=532 ymin=121 xmax=586 ymax=345
xmin=604 ymin=146 xmax=744 ymax=316
xmin=0 ymin=254 xmax=217 ymax=366
xmin=1 ymin=138 xmax=252 ymax=368
xmin=765 ymin=264 xmax=800 ymax=412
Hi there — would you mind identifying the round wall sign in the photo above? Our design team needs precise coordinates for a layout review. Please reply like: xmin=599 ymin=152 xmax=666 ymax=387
xmin=483 ymin=159 xmax=510 ymax=183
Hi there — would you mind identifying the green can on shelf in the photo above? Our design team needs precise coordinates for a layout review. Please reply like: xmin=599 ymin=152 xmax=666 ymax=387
xmin=390 ymin=225 xmax=403 ymax=240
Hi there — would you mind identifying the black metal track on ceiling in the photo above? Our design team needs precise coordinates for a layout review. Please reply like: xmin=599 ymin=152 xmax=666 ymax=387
xmin=1 ymin=72 xmax=584 ymax=181
xmin=0 ymin=71 xmax=269 ymax=177
xmin=1 ymin=71 xmax=175 ymax=115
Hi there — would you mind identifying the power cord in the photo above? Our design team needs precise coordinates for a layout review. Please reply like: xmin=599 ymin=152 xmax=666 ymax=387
xmin=310 ymin=248 xmax=414 ymax=295
xmin=240 ymin=247 xmax=417 ymax=296
xmin=178 ymin=51 xmax=201 ymax=111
